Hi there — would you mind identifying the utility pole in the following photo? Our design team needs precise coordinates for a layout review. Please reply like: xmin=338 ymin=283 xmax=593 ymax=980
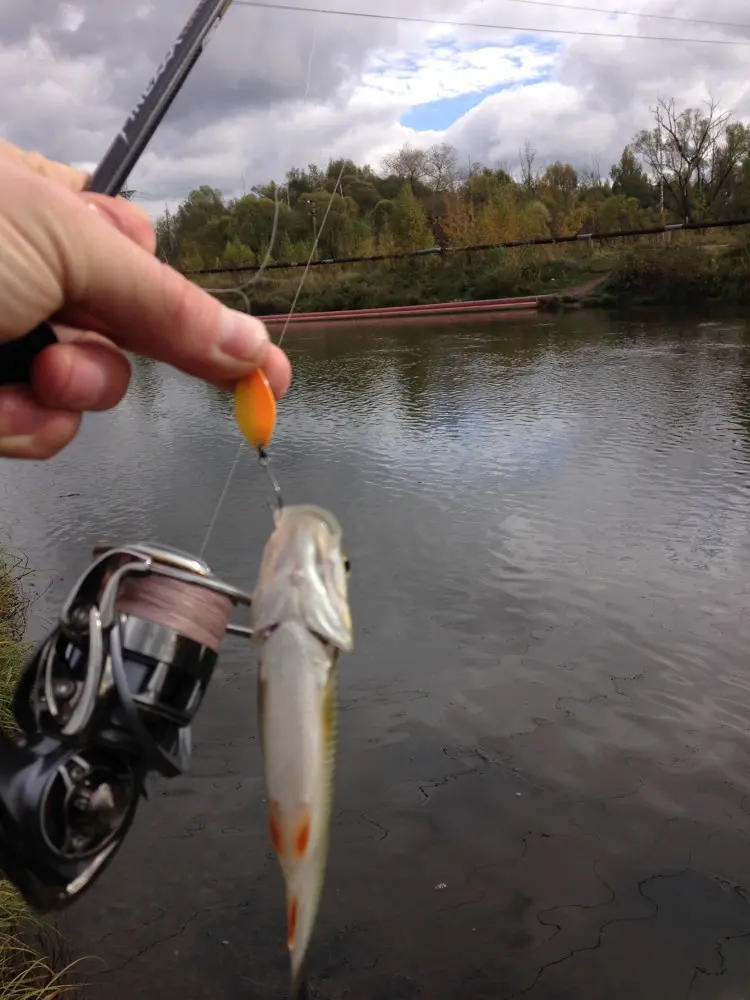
xmin=656 ymin=104 xmax=666 ymax=243
xmin=305 ymin=198 xmax=318 ymax=245
xmin=467 ymin=152 xmax=475 ymax=231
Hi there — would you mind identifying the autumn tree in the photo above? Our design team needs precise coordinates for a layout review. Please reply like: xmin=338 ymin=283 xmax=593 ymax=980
xmin=155 ymin=205 xmax=178 ymax=265
xmin=153 ymin=98 xmax=750 ymax=279
xmin=382 ymin=143 xmax=429 ymax=188
xmin=424 ymin=142 xmax=459 ymax=192
xmin=578 ymin=154 xmax=602 ymax=190
xmin=460 ymin=167 xmax=512 ymax=208
xmin=230 ymin=193 xmax=290 ymax=251
xmin=390 ymin=182 xmax=432 ymax=251
xmin=222 ymin=237 xmax=256 ymax=267
xmin=283 ymin=164 xmax=327 ymax=204
xmin=631 ymin=96 xmax=750 ymax=223
xmin=721 ymin=156 xmax=750 ymax=218
xmin=519 ymin=140 xmax=538 ymax=196
xmin=610 ymin=147 xmax=653 ymax=209
xmin=538 ymin=162 xmax=582 ymax=236
xmin=251 ymin=180 xmax=284 ymax=202
xmin=578 ymin=155 xmax=611 ymax=209
xmin=324 ymin=159 xmax=382 ymax=213
xmin=585 ymin=194 xmax=644 ymax=233
xmin=172 ymin=186 xmax=231 ymax=266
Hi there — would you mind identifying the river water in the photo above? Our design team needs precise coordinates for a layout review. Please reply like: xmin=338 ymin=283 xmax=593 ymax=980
xmin=3 ymin=310 xmax=750 ymax=999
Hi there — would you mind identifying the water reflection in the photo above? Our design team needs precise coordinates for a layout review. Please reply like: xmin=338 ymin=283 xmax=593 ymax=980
xmin=2 ymin=312 xmax=750 ymax=997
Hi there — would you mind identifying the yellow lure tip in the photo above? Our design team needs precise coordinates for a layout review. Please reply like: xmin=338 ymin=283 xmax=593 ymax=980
xmin=234 ymin=368 xmax=276 ymax=449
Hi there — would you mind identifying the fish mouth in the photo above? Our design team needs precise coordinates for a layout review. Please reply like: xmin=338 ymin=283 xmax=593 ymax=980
xmin=273 ymin=503 xmax=344 ymax=539
xmin=266 ymin=506 xmax=344 ymax=575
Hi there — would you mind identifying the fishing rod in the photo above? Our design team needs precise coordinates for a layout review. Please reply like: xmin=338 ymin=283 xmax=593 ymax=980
xmin=0 ymin=0 xmax=255 ymax=914
xmin=0 ymin=0 xmax=234 ymax=387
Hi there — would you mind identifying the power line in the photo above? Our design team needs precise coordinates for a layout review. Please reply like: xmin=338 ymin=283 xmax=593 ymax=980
xmin=233 ymin=1 xmax=750 ymax=47
xmin=184 ymin=216 xmax=750 ymax=275
xmin=444 ymin=0 xmax=750 ymax=33
xmin=239 ymin=0 xmax=750 ymax=34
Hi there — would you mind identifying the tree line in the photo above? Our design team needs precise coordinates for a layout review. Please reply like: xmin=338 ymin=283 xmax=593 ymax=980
xmin=154 ymin=96 xmax=750 ymax=273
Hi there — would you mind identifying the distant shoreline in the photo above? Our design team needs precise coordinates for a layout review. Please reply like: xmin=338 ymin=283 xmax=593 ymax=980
xmin=258 ymin=275 xmax=611 ymax=328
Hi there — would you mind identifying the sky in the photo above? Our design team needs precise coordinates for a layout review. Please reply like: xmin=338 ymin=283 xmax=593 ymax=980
xmin=1 ymin=0 xmax=750 ymax=219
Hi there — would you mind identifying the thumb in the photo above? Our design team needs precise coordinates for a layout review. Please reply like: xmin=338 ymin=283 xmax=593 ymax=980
xmin=0 ymin=160 xmax=290 ymax=395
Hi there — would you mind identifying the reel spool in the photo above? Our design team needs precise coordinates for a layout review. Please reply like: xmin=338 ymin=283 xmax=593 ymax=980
xmin=0 ymin=542 xmax=253 ymax=911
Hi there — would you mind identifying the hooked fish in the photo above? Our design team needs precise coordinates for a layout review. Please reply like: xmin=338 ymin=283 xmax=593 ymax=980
xmin=250 ymin=503 xmax=353 ymax=996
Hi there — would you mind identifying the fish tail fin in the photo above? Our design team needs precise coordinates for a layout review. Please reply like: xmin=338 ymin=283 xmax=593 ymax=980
xmin=290 ymin=953 xmax=311 ymax=999
xmin=286 ymin=841 xmax=328 ymax=996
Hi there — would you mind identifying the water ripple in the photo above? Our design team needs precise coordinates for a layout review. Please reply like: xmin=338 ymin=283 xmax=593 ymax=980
xmin=5 ymin=313 xmax=750 ymax=998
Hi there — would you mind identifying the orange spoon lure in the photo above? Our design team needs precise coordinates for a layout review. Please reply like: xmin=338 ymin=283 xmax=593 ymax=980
xmin=234 ymin=368 xmax=277 ymax=451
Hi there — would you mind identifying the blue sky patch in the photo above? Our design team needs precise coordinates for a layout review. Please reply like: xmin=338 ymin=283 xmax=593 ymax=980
xmin=511 ymin=35 xmax=561 ymax=54
xmin=401 ymin=70 xmax=552 ymax=131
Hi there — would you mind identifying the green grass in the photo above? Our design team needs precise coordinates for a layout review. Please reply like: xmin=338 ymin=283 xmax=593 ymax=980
xmin=0 ymin=551 xmax=83 ymax=999
xmin=195 ymin=230 xmax=750 ymax=315
xmin=0 ymin=551 xmax=32 ymax=733
xmin=199 ymin=244 xmax=607 ymax=317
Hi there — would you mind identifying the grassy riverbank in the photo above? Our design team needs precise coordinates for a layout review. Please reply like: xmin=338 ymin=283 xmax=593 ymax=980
xmin=193 ymin=233 xmax=750 ymax=316
xmin=603 ymin=239 xmax=750 ymax=309
xmin=194 ymin=241 xmax=609 ymax=315
xmin=0 ymin=551 xmax=78 ymax=999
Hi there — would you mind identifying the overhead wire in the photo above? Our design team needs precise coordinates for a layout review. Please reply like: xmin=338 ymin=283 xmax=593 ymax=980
xmin=233 ymin=0 xmax=750 ymax=46
xmin=430 ymin=0 xmax=750 ymax=32
xmin=185 ymin=217 xmax=750 ymax=277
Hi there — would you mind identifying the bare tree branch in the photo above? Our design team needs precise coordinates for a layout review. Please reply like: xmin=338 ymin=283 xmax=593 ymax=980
xmin=631 ymin=95 xmax=750 ymax=222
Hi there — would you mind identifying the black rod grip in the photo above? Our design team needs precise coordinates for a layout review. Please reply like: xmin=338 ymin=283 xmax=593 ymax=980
xmin=0 ymin=323 xmax=58 ymax=385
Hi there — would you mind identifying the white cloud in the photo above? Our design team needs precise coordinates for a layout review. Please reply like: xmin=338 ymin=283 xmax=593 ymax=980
xmin=353 ymin=37 xmax=556 ymax=111
xmin=2 ymin=0 xmax=750 ymax=219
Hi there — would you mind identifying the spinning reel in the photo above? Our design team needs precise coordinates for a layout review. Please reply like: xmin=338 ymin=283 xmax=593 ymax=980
xmin=0 ymin=543 xmax=253 ymax=912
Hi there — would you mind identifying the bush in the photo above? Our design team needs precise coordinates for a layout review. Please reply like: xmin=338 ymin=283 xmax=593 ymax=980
xmin=199 ymin=236 xmax=750 ymax=315
xmin=607 ymin=245 xmax=724 ymax=305
xmin=0 ymin=551 xmax=82 ymax=999
xmin=232 ymin=246 xmax=607 ymax=315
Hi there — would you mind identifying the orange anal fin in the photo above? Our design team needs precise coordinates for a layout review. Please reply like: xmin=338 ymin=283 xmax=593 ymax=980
xmin=295 ymin=809 xmax=311 ymax=858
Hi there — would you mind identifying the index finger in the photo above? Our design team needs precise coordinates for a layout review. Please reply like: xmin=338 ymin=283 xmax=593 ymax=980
xmin=0 ymin=139 xmax=90 ymax=192
xmin=59 ymin=181 xmax=293 ymax=397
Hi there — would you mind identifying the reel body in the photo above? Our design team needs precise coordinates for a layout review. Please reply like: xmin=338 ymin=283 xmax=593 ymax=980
xmin=0 ymin=543 xmax=252 ymax=912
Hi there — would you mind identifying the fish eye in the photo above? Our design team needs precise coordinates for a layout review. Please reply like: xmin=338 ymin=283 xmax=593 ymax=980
xmin=344 ymin=557 xmax=351 ymax=573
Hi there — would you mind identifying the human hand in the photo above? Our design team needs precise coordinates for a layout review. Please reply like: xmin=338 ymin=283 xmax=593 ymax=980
xmin=0 ymin=139 xmax=292 ymax=459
